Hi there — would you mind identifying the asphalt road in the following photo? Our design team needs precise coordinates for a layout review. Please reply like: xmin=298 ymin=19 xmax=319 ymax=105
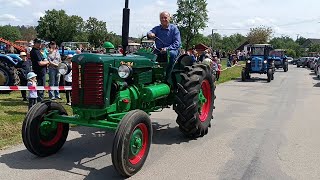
xmin=1 ymin=65 xmax=320 ymax=180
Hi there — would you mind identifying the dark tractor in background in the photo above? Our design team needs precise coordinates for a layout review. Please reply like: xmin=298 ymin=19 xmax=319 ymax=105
xmin=270 ymin=49 xmax=288 ymax=72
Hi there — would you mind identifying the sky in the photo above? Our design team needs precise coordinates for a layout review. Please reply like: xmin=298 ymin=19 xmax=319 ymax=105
xmin=0 ymin=0 xmax=320 ymax=40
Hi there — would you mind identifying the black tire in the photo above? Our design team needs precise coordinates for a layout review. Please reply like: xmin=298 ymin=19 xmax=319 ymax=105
xmin=284 ymin=62 xmax=288 ymax=72
xmin=22 ymin=101 xmax=69 ymax=157
xmin=241 ymin=69 xmax=246 ymax=81
xmin=0 ymin=61 xmax=19 ymax=94
xmin=112 ymin=110 xmax=152 ymax=177
xmin=297 ymin=65 xmax=300 ymax=68
xmin=175 ymin=63 xmax=215 ymax=138
xmin=267 ymin=69 xmax=272 ymax=82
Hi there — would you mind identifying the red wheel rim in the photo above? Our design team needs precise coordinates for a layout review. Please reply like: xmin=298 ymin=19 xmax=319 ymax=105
xmin=199 ymin=80 xmax=212 ymax=122
xmin=40 ymin=123 xmax=64 ymax=147
xmin=129 ymin=123 xmax=148 ymax=165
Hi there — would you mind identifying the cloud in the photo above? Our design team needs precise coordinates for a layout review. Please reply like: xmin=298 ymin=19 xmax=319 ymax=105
xmin=33 ymin=12 xmax=45 ymax=19
xmin=0 ymin=0 xmax=30 ymax=7
xmin=0 ymin=14 xmax=20 ymax=22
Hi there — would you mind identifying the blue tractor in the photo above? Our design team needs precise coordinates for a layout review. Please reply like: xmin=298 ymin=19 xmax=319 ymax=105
xmin=241 ymin=44 xmax=275 ymax=82
xmin=0 ymin=54 xmax=21 ymax=92
xmin=269 ymin=49 xmax=288 ymax=72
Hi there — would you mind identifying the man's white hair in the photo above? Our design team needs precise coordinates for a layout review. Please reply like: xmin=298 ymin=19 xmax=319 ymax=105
xmin=160 ymin=11 xmax=171 ymax=17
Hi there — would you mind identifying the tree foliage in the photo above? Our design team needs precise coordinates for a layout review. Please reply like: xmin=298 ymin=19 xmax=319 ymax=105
xmin=86 ymin=17 xmax=108 ymax=47
xmin=173 ymin=0 xmax=208 ymax=50
xmin=36 ymin=9 xmax=113 ymax=47
xmin=0 ymin=25 xmax=22 ymax=41
xmin=269 ymin=36 xmax=302 ymax=57
xmin=247 ymin=26 xmax=273 ymax=44
xmin=17 ymin=26 xmax=37 ymax=41
xmin=308 ymin=44 xmax=320 ymax=53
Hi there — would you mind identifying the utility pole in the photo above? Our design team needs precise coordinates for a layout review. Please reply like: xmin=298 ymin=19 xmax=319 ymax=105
xmin=211 ymin=28 xmax=217 ymax=50
xmin=296 ymin=34 xmax=300 ymax=41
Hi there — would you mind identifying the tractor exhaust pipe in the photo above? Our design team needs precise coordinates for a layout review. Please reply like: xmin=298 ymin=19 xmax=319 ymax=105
xmin=122 ymin=0 xmax=130 ymax=56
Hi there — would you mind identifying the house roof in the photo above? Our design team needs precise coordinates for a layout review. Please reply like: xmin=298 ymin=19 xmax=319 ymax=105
xmin=301 ymin=38 xmax=320 ymax=48
xmin=236 ymin=41 xmax=249 ymax=50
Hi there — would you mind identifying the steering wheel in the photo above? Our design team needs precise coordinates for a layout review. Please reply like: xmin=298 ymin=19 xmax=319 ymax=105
xmin=140 ymin=35 xmax=167 ymax=54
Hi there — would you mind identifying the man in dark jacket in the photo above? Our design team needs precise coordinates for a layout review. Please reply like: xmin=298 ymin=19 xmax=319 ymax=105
xmin=16 ymin=52 xmax=32 ymax=101
xmin=30 ymin=38 xmax=50 ymax=102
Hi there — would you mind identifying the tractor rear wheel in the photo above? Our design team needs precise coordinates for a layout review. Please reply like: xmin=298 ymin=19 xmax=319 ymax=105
xmin=112 ymin=110 xmax=152 ymax=177
xmin=22 ymin=101 xmax=69 ymax=157
xmin=175 ymin=63 xmax=215 ymax=138
xmin=0 ymin=61 xmax=19 ymax=94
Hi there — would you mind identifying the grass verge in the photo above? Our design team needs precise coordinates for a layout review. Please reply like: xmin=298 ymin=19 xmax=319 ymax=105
xmin=0 ymin=91 xmax=72 ymax=149
xmin=217 ymin=60 xmax=244 ymax=84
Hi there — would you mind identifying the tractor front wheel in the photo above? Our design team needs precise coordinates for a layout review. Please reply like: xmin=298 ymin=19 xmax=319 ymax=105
xmin=241 ymin=69 xmax=246 ymax=81
xmin=175 ymin=64 xmax=215 ymax=138
xmin=284 ymin=62 xmax=288 ymax=72
xmin=112 ymin=110 xmax=152 ymax=177
xmin=267 ymin=69 xmax=273 ymax=82
xmin=22 ymin=101 xmax=69 ymax=157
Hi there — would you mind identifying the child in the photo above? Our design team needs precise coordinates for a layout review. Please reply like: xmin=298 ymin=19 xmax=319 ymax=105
xmin=27 ymin=72 xmax=38 ymax=110
xmin=64 ymin=54 xmax=73 ymax=106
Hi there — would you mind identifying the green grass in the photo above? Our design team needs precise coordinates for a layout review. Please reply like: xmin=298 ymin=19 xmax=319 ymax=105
xmin=0 ymin=91 xmax=72 ymax=149
xmin=217 ymin=60 xmax=245 ymax=84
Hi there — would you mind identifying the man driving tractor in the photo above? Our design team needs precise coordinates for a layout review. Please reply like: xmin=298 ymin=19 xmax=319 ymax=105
xmin=147 ymin=11 xmax=181 ymax=76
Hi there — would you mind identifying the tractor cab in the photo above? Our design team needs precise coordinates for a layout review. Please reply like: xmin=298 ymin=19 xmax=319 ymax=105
xmin=242 ymin=44 xmax=275 ymax=82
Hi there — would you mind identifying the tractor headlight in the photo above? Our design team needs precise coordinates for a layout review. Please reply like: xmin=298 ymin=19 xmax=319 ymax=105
xmin=58 ymin=62 xmax=71 ymax=75
xmin=247 ymin=60 xmax=251 ymax=63
xmin=118 ymin=65 xmax=132 ymax=79
xmin=264 ymin=60 xmax=267 ymax=64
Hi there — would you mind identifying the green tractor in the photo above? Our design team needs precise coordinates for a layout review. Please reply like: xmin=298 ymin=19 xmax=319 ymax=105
xmin=21 ymin=0 xmax=216 ymax=177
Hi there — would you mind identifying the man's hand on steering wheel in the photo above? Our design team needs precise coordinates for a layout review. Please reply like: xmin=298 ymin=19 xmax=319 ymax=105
xmin=148 ymin=33 xmax=156 ymax=39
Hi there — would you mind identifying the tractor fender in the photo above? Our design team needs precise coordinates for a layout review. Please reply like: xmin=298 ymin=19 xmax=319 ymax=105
xmin=0 ymin=54 xmax=18 ymax=67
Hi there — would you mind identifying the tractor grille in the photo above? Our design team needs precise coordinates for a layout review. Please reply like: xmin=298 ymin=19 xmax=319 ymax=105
xmin=251 ymin=60 xmax=263 ymax=69
xmin=83 ymin=63 xmax=104 ymax=106
xmin=71 ymin=62 xmax=80 ymax=105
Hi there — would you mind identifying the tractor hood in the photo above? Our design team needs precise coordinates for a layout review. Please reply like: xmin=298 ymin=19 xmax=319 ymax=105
xmin=72 ymin=53 xmax=156 ymax=68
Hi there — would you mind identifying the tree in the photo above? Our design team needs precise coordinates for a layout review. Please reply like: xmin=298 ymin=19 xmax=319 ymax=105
xmin=286 ymin=49 xmax=296 ymax=58
xmin=309 ymin=44 xmax=320 ymax=53
xmin=173 ymin=0 xmax=208 ymax=50
xmin=270 ymin=36 xmax=302 ymax=57
xmin=296 ymin=36 xmax=307 ymax=46
xmin=0 ymin=25 xmax=22 ymax=41
xmin=70 ymin=15 xmax=88 ymax=42
xmin=18 ymin=25 xmax=37 ymax=41
xmin=36 ymin=9 xmax=83 ymax=45
xmin=247 ymin=26 xmax=273 ymax=44
xmin=86 ymin=17 xmax=109 ymax=47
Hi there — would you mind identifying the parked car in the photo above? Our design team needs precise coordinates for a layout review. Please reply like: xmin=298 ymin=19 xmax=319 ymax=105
xmin=287 ymin=57 xmax=293 ymax=64
xmin=291 ymin=58 xmax=298 ymax=65
xmin=297 ymin=57 xmax=308 ymax=67
xmin=315 ymin=58 xmax=320 ymax=76
xmin=310 ymin=57 xmax=318 ymax=70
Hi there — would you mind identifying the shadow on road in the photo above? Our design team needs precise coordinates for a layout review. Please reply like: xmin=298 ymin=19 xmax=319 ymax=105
xmin=233 ymin=77 xmax=269 ymax=83
xmin=0 ymin=121 xmax=192 ymax=179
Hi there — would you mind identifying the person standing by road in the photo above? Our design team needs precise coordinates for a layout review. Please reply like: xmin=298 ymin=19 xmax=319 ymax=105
xmin=64 ymin=54 xmax=73 ymax=106
xmin=147 ymin=11 xmax=181 ymax=76
xmin=17 ymin=52 xmax=32 ymax=101
xmin=47 ymin=41 xmax=62 ymax=100
xmin=30 ymin=38 xmax=50 ymax=102
xmin=26 ymin=72 xmax=38 ymax=110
